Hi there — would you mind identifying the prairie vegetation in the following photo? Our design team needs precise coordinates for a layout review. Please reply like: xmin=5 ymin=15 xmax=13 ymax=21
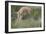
xmin=11 ymin=5 xmax=41 ymax=28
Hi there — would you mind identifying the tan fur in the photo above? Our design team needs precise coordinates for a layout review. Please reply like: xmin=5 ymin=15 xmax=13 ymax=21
xmin=17 ymin=7 xmax=32 ymax=21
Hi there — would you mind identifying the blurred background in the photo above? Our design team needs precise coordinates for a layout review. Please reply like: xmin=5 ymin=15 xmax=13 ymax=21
xmin=11 ymin=5 xmax=41 ymax=28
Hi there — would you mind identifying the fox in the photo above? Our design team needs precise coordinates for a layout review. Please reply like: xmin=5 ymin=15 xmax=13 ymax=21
xmin=17 ymin=7 xmax=32 ymax=20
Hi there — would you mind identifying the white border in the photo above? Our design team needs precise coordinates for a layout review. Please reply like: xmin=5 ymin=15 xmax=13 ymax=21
xmin=8 ymin=2 xmax=44 ymax=32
